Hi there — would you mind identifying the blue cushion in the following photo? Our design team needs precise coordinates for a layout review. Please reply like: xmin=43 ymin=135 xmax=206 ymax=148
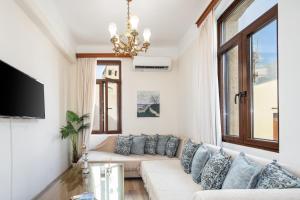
xmin=156 ymin=135 xmax=170 ymax=155
xmin=165 ymin=136 xmax=180 ymax=158
xmin=191 ymin=145 xmax=211 ymax=184
xmin=256 ymin=161 xmax=300 ymax=189
xmin=201 ymin=150 xmax=232 ymax=190
xmin=143 ymin=134 xmax=158 ymax=155
xmin=180 ymin=139 xmax=200 ymax=174
xmin=114 ymin=135 xmax=133 ymax=156
xmin=222 ymin=152 xmax=262 ymax=189
xmin=130 ymin=135 xmax=146 ymax=155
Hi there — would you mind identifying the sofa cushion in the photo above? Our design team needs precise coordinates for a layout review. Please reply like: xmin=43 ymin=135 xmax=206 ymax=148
xmin=156 ymin=135 xmax=170 ymax=155
xmin=131 ymin=135 xmax=146 ymax=155
xmin=165 ymin=136 xmax=180 ymax=158
xmin=222 ymin=152 xmax=262 ymax=189
xmin=201 ymin=150 xmax=232 ymax=190
xmin=143 ymin=134 xmax=158 ymax=155
xmin=191 ymin=145 xmax=211 ymax=184
xmin=140 ymin=160 xmax=202 ymax=200
xmin=181 ymin=139 xmax=200 ymax=174
xmin=114 ymin=135 xmax=133 ymax=156
xmin=256 ymin=161 xmax=300 ymax=189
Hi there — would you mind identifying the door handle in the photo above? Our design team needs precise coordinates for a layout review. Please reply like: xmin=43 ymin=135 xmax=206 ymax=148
xmin=234 ymin=91 xmax=247 ymax=104
xmin=234 ymin=93 xmax=240 ymax=104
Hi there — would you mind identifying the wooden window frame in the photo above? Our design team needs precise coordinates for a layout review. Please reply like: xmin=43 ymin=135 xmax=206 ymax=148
xmin=92 ymin=60 xmax=122 ymax=134
xmin=217 ymin=1 xmax=279 ymax=152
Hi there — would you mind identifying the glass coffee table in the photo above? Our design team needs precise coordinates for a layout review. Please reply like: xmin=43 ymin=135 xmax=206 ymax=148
xmin=63 ymin=163 xmax=124 ymax=200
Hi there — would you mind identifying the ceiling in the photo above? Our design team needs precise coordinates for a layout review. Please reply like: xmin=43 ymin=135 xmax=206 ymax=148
xmin=51 ymin=0 xmax=206 ymax=47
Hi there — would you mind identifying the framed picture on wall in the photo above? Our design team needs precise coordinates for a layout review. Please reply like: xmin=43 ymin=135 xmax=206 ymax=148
xmin=137 ymin=91 xmax=160 ymax=117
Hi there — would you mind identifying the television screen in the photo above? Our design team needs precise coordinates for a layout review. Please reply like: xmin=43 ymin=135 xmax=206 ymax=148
xmin=0 ymin=60 xmax=45 ymax=118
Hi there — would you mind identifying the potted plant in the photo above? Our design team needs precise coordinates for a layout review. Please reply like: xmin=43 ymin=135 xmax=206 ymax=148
xmin=60 ymin=110 xmax=90 ymax=165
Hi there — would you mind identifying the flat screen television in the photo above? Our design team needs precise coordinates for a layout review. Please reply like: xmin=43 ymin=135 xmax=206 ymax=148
xmin=0 ymin=60 xmax=45 ymax=118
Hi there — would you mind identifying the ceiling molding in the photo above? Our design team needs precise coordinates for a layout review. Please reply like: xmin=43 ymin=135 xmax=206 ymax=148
xmin=15 ymin=0 xmax=76 ymax=63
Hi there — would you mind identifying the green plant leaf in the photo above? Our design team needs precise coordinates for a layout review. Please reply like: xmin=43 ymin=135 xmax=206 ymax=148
xmin=78 ymin=123 xmax=90 ymax=132
xmin=66 ymin=110 xmax=80 ymax=123
xmin=79 ymin=113 xmax=90 ymax=121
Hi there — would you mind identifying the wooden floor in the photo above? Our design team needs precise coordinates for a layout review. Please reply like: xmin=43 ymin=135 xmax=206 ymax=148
xmin=35 ymin=169 xmax=149 ymax=200
xmin=124 ymin=178 xmax=149 ymax=200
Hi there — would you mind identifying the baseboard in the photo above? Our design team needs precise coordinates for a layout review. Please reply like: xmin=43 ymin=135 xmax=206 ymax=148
xmin=32 ymin=165 xmax=72 ymax=200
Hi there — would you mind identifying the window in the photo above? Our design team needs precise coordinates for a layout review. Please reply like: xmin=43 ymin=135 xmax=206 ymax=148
xmin=218 ymin=0 xmax=278 ymax=151
xmin=92 ymin=61 xmax=122 ymax=134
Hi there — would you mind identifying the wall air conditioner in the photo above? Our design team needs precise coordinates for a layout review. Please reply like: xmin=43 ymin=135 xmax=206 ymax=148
xmin=133 ymin=56 xmax=172 ymax=72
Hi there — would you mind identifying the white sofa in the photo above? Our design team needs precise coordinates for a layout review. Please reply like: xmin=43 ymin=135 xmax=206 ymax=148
xmin=87 ymin=135 xmax=300 ymax=200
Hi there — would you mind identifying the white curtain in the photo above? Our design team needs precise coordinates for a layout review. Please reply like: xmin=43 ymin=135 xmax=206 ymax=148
xmin=193 ymin=11 xmax=222 ymax=146
xmin=75 ymin=58 xmax=97 ymax=152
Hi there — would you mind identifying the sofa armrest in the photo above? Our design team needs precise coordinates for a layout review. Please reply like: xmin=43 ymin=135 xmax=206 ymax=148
xmin=92 ymin=135 xmax=117 ymax=153
xmin=192 ymin=189 xmax=300 ymax=200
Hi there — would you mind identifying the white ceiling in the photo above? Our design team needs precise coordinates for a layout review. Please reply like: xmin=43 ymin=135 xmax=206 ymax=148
xmin=51 ymin=0 xmax=207 ymax=47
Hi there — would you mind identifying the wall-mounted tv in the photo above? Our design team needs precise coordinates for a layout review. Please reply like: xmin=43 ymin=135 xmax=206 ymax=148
xmin=0 ymin=60 xmax=45 ymax=119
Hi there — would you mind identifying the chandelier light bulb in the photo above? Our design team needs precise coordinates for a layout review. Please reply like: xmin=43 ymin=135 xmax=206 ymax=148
xmin=108 ymin=23 xmax=117 ymax=38
xmin=143 ymin=28 xmax=151 ymax=43
xmin=130 ymin=15 xmax=139 ymax=30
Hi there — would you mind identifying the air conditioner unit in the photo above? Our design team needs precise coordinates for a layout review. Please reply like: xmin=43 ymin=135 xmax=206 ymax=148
xmin=133 ymin=56 xmax=172 ymax=71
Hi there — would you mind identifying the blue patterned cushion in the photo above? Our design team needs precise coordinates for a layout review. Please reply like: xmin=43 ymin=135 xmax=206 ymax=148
xmin=180 ymin=139 xmax=200 ymax=174
xmin=201 ymin=150 xmax=232 ymax=190
xmin=156 ymin=135 xmax=170 ymax=155
xmin=222 ymin=152 xmax=262 ymax=189
xmin=114 ymin=135 xmax=133 ymax=156
xmin=191 ymin=145 xmax=211 ymax=184
xmin=143 ymin=134 xmax=158 ymax=155
xmin=130 ymin=135 xmax=146 ymax=155
xmin=165 ymin=136 xmax=180 ymax=158
xmin=256 ymin=161 xmax=300 ymax=189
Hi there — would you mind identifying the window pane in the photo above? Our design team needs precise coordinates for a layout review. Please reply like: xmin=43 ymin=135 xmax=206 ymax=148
xmin=107 ymin=82 xmax=118 ymax=131
xmin=93 ymin=84 xmax=100 ymax=131
xmin=96 ymin=65 xmax=106 ymax=79
xmin=224 ymin=46 xmax=239 ymax=136
xmin=105 ymin=65 xmax=120 ymax=80
xmin=251 ymin=20 xmax=278 ymax=141
xmin=222 ymin=0 xmax=277 ymax=44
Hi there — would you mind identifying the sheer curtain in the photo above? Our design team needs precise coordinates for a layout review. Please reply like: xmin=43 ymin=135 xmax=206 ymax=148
xmin=76 ymin=58 xmax=97 ymax=153
xmin=193 ymin=11 xmax=222 ymax=146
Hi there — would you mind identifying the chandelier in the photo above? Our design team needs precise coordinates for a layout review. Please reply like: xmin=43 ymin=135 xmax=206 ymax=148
xmin=108 ymin=0 xmax=151 ymax=57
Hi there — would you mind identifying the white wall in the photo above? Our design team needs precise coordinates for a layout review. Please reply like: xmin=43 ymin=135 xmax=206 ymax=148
xmin=0 ymin=0 xmax=71 ymax=199
xmin=177 ymin=0 xmax=300 ymax=172
xmin=177 ymin=37 xmax=199 ymax=141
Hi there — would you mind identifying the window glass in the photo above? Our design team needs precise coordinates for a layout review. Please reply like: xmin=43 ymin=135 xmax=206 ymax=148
xmin=107 ymin=82 xmax=119 ymax=131
xmin=105 ymin=65 xmax=120 ymax=80
xmin=93 ymin=84 xmax=100 ymax=131
xmin=221 ymin=0 xmax=277 ymax=44
xmin=223 ymin=46 xmax=239 ymax=136
xmin=96 ymin=65 xmax=106 ymax=79
xmin=250 ymin=20 xmax=278 ymax=141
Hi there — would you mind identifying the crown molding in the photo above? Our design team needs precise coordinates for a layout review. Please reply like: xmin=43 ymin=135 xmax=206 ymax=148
xmin=15 ymin=0 xmax=76 ymax=63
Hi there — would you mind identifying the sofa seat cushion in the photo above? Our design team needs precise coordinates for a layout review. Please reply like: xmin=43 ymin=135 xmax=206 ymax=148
xmin=141 ymin=160 xmax=202 ymax=200
xmin=87 ymin=151 xmax=177 ymax=177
